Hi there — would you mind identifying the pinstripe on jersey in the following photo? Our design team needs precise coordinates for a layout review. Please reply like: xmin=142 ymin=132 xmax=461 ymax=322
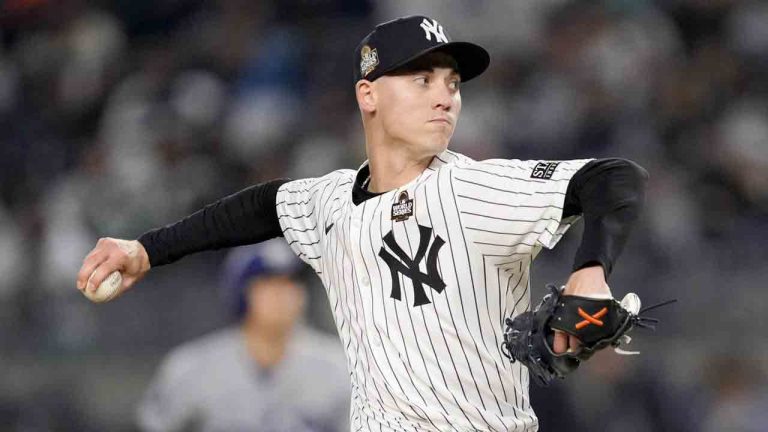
xmin=276 ymin=150 xmax=591 ymax=432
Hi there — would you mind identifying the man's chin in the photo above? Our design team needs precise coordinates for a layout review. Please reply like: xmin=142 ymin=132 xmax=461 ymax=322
xmin=427 ymin=138 xmax=451 ymax=155
xmin=405 ymin=135 xmax=451 ymax=158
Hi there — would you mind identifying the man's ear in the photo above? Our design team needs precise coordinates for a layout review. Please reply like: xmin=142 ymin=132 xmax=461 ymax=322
xmin=356 ymin=80 xmax=376 ymax=113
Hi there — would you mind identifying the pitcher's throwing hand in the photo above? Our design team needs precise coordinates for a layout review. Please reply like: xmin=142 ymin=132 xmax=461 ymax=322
xmin=76 ymin=238 xmax=150 ymax=301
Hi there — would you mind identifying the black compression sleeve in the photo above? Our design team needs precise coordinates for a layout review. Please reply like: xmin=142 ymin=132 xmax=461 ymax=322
xmin=562 ymin=159 xmax=648 ymax=278
xmin=137 ymin=178 xmax=291 ymax=267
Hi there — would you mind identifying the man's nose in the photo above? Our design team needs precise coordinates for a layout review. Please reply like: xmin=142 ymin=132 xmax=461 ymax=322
xmin=432 ymin=84 xmax=454 ymax=111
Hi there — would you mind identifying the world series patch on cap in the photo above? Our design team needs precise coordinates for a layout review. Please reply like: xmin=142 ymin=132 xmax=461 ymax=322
xmin=353 ymin=15 xmax=490 ymax=83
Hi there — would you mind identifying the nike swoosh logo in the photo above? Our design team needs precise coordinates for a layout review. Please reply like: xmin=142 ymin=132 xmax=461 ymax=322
xmin=325 ymin=223 xmax=334 ymax=234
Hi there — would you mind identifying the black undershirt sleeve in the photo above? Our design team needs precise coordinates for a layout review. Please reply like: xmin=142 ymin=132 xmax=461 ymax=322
xmin=562 ymin=158 xmax=648 ymax=278
xmin=136 ymin=160 xmax=646 ymax=272
xmin=137 ymin=178 xmax=290 ymax=267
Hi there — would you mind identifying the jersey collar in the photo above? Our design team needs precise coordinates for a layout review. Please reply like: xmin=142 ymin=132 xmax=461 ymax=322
xmin=351 ymin=150 xmax=456 ymax=206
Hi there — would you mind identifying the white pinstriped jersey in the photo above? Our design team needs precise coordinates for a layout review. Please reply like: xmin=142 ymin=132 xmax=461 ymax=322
xmin=276 ymin=150 xmax=591 ymax=432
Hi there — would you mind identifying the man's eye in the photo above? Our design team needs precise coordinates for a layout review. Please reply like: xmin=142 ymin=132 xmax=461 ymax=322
xmin=414 ymin=76 xmax=428 ymax=85
xmin=449 ymin=80 xmax=460 ymax=90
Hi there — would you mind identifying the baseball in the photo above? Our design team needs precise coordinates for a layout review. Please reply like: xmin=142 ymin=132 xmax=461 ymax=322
xmin=83 ymin=270 xmax=123 ymax=303
xmin=620 ymin=292 xmax=641 ymax=315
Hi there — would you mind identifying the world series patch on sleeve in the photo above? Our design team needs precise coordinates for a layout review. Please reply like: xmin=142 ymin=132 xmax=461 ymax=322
xmin=501 ymin=284 xmax=675 ymax=386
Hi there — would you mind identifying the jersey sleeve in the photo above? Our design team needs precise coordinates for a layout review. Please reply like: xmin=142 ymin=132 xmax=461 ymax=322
xmin=450 ymin=158 xmax=592 ymax=256
xmin=275 ymin=172 xmax=350 ymax=273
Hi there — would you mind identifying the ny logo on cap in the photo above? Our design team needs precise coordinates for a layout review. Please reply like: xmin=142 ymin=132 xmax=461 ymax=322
xmin=420 ymin=18 xmax=448 ymax=43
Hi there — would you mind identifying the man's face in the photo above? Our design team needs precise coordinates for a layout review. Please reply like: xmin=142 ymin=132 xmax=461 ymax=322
xmin=372 ymin=56 xmax=462 ymax=156
xmin=246 ymin=274 xmax=304 ymax=332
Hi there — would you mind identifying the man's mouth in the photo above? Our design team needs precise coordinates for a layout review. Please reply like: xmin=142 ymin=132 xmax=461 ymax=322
xmin=429 ymin=118 xmax=452 ymax=125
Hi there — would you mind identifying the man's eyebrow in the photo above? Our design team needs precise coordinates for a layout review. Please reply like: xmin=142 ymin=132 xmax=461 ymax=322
xmin=412 ymin=67 xmax=461 ymax=76
xmin=389 ymin=64 xmax=461 ymax=78
xmin=440 ymin=69 xmax=462 ymax=80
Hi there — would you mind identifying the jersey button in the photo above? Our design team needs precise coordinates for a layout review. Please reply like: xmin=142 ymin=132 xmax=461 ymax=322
xmin=360 ymin=276 xmax=370 ymax=286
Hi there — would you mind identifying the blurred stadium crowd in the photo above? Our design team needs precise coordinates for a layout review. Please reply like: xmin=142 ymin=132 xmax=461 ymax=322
xmin=1 ymin=0 xmax=767 ymax=430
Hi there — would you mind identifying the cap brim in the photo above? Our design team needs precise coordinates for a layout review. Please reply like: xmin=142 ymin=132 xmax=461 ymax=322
xmin=380 ymin=41 xmax=490 ymax=83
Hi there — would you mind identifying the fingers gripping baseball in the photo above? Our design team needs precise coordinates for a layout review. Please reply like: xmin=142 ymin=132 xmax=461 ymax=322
xmin=76 ymin=238 xmax=150 ymax=301
xmin=552 ymin=331 xmax=581 ymax=354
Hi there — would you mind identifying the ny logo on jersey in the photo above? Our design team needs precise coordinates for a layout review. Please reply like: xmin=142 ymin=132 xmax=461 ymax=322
xmin=420 ymin=18 xmax=448 ymax=43
xmin=378 ymin=225 xmax=446 ymax=306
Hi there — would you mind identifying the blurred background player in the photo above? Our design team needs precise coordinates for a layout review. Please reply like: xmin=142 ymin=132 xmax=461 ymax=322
xmin=136 ymin=239 xmax=350 ymax=432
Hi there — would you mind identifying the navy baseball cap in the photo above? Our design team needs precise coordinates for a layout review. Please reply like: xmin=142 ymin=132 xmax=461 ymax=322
xmin=220 ymin=240 xmax=304 ymax=319
xmin=353 ymin=15 xmax=490 ymax=83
